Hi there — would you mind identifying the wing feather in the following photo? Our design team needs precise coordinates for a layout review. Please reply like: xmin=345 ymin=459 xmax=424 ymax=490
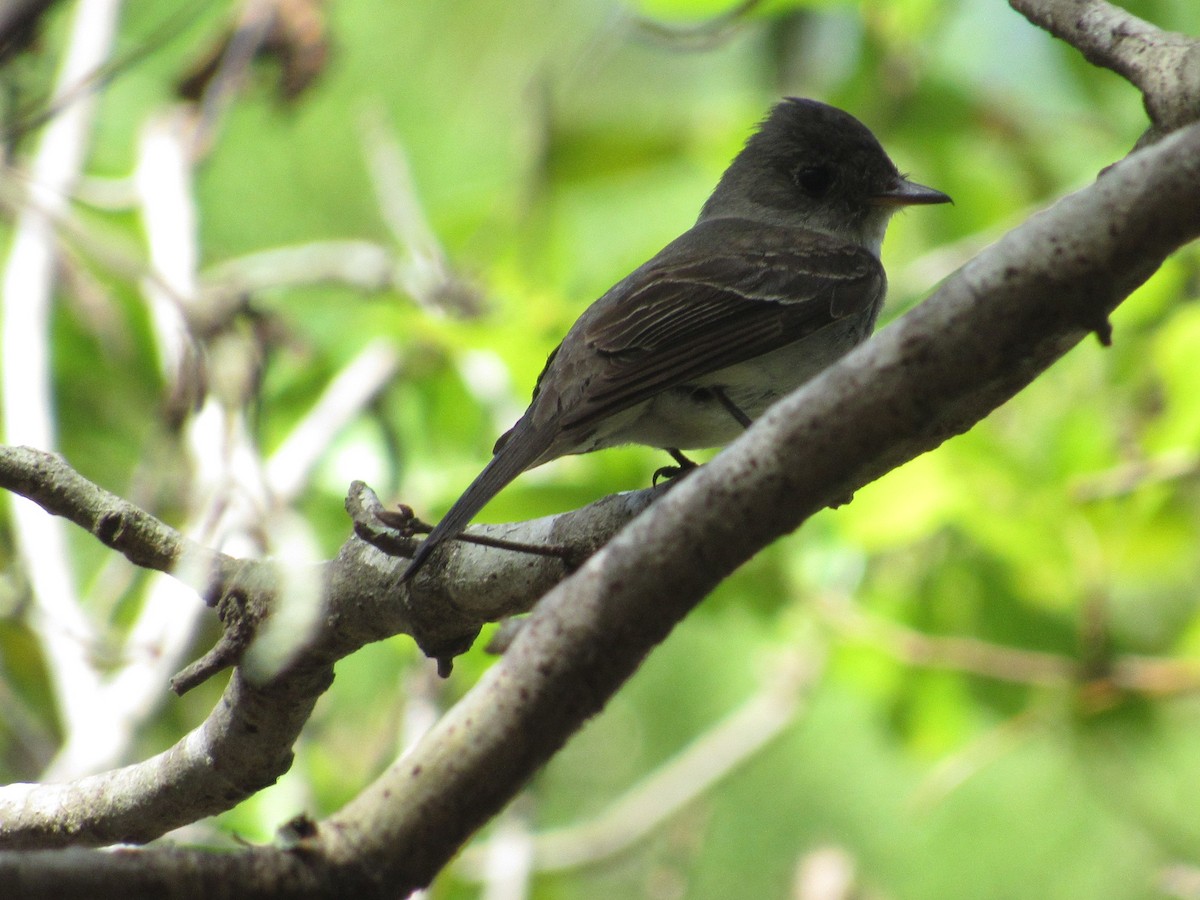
xmin=551 ymin=217 xmax=884 ymax=431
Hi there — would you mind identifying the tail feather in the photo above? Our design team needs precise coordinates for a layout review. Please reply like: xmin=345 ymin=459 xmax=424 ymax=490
xmin=402 ymin=422 xmax=554 ymax=580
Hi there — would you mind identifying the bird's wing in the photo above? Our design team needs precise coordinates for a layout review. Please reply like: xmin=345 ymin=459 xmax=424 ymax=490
xmin=552 ymin=218 xmax=885 ymax=431
xmin=410 ymin=220 xmax=883 ymax=580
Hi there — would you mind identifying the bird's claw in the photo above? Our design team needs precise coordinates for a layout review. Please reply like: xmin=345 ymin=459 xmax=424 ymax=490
xmin=653 ymin=448 xmax=699 ymax=486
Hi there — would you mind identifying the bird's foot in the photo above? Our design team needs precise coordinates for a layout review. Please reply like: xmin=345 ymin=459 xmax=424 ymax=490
xmin=653 ymin=448 xmax=699 ymax=486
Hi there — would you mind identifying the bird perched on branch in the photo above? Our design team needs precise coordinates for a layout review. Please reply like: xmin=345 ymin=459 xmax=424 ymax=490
xmin=404 ymin=98 xmax=950 ymax=580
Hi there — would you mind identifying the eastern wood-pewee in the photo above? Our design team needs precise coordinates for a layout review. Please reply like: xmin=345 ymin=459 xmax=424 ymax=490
xmin=404 ymin=98 xmax=950 ymax=579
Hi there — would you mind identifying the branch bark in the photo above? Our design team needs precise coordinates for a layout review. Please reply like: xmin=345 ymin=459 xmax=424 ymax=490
xmin=2 ymin=2 xmax=1199 ymax=895
xmin=2 ymin=108 xmax=1195 ymax=897
xmin=0 ymin=446 xmax=241 ymax=598
xmin=316 ymin=118 xmax=1200 ymax=895
xmin=0 ymin=666 xmax=332 ymax=850
xmin=0 ymin=460 xmax=657 ymax=846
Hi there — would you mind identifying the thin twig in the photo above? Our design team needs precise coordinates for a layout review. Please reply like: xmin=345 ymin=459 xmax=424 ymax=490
xmin=819 ymin=590 xmax=1200 ymax=696
xmin=1070 ymin=449 xmax=1199 ymax=500
xmin=631 ymin=0 xmax=765 ymax=51
xmin=360 ymin=109 xmax=483 ymax=315
xmin=265 ymin=338 xmax=401 ymax=503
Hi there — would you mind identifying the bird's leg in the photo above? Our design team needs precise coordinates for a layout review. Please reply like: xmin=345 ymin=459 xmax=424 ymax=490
xmin=652 ymin=389 xmax=751 ymax=485
xmin=653 ymin=447 xmax=699 ymax=485
xmin=711 ymin=386 xmax=753 ymax=429
xmin=668 ymin=447 xmax=698 ymax=468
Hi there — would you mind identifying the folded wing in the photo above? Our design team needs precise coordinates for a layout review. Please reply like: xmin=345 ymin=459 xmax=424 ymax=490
xmin=556 ymin=217 xmax=885 ymax=432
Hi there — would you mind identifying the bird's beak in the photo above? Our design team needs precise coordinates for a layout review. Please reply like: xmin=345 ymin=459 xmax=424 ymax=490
xmin=871 ymin=177 xmax=952 ymax=207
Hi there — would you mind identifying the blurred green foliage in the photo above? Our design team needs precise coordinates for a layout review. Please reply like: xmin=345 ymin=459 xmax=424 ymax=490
xmin=3 ymin=0 xmax=1200 ymax=897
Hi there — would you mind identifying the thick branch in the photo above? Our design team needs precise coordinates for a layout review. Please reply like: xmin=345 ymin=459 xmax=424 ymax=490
xmin=0 ymin=473 xmax=658 ymax=847
xmin=320 ymin=118 xmax=1200 ymax=894
xmin=5 ymin=114 xmax=1199 ymax=899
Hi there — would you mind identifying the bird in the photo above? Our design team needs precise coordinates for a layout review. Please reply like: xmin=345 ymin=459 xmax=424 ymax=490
xmin=403 ymin=97 xmax=950 ymax=579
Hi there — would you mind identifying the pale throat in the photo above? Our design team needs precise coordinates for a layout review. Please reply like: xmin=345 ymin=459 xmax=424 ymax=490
xmin=858 ymin=208 xmax=893 ymax=257
xmin=827 ymin=207 xmax=892 ymax=257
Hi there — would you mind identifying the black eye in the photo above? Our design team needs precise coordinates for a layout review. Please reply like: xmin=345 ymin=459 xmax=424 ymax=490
xmin=793 ymin=165 xmax=834 ymax=197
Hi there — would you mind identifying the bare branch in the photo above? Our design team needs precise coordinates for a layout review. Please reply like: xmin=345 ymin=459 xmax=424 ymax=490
xmin=340 ymin=479 xmax=662 ymax=661
xmin=818 ymin=590 xmax=1200 ymax=696
xmin=0 ymin=665 xmax=332 ymax=850
xmin=0 ymin=468 xmax=657 ymax=846
xmin=201 ymin=239 xmax=406 ymax=296
xmin=0 ymin=445 xmax=241 ymax=596
xmin=360 ymin=111 xmax=484 ymax=316
xmin=3 ymin=95 xmax=1200 ymax=900
xmin=312 ymin=121 xmax=1200 ymax=895
xmin=1070 ymin=448 xmax=1199 ymax=500
xmin=631 ymin=0 xmax=766 ymax=51
xmin=818 ymin=591 xmax=1078 ymax=687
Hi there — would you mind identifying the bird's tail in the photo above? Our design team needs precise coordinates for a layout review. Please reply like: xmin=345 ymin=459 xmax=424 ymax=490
xmin=401 ymin=420 xmax=555 ymax=580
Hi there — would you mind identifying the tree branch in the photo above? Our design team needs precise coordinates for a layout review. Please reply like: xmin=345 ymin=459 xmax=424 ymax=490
xmin=0 ymin=469 xmax=658 ymax=847
xmin=0 ymin=446 xmax=241 ymax=599
xmin=3 ymin=3 xmax=1199 ymax=891
xmin=453 ymin=650 xmax=819 ymax=879
xmin=4 ymin=112 xmax=1198 ymax=898
xmin=0 ymin=664 xmax=332 ymax=850
xmin=818 ymin=591 xmax=1200 ymax=694
xmin=320 ymin=118 xmax=1200 ymax=894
